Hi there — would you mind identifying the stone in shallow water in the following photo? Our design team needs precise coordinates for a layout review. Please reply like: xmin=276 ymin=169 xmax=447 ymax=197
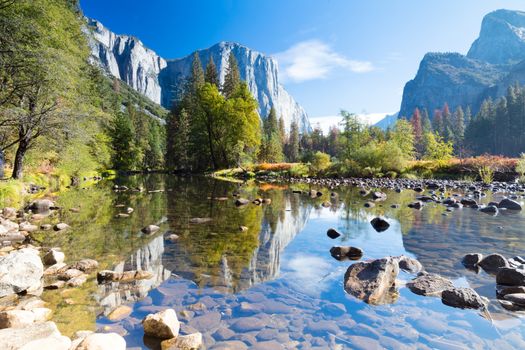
xmin=20 ymin=334 xmax=71 ymax=350
xmin=478 ymin=253 xmax=509 ymax=273
xmin=441 ymin=288 xmax=486 ymax=309
xmin=394 ymin=255 xmax=423 ymax=273
xmin=406 ymin=273 xmax=454 ymax=296
xmin=142 ymin=309 xmax=180 ymax=339
xmin=326 ymin=228 xmax=341 ymax=239
xmin=77 ymin=332 xmax=126 ymax=350
xmin=496 ymin=267 xmax=525 ymax=286
xmin=496 ymin=285 xmax=525 ymax=298
xmin=0 ymin=248 xmax=43 ymax=298
xmin=0 ymin=309 xmax=35 ymax=328
xmin=230 ymin=317 xmax=266 ymax=332
xmin=70 ymin=258 xmax=99 ymax=272
xmin=0 ymin=321 xmax=61 ymax=349
xmin=304 ymin=320 xmax=340 ymax=336
xmin=344 ymin=257 xmax=399 ymax=304
xmin=142 ymin=225 xmax=160 ymax=234
xmin=503 ymin=293 xmax=525 ymax=306
xmin=42 ymin=248 xmax=65 ymax=266
xmin=462 ymin=253 xmax=483 ymax=267
xmin=161 ymin=332 xmax=202 ymax=350
xmin=498 ymin=198 xmax=522 ymax=210
xmin=108 ymin=305 xmax=132 ymax=321
xmin=188 ymin=311 xmax=221 ymax=332
xmin=370 ymin=217 xmax=390 ymax=232
xmin=212 ymin=327 xmax=235 ymax=341
xmin=329 ymin=246 xmax=363 ymax=261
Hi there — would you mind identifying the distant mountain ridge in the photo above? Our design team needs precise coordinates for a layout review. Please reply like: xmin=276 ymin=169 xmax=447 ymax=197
xmin=399 ymin=9 xmax=525 ymax=119
xmin=86 ymin=18 xmax=311 ymax=132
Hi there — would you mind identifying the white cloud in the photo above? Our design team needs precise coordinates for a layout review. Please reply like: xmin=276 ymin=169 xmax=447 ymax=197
xmin=274 ymin=40 xmax=375 ymax=83
xmin=309 ymin=112 xmax=394 ymax=134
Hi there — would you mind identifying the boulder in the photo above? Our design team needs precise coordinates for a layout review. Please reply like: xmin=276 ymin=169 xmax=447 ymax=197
xmin=67 ymin=274 xmax=87 ymax=287
xmin=370 ymin=217 xmax=390 ymax=232
xmin=478 ymin=253 xmax=509 ymax=273
xmin=142 ymin=225 xmax=160 ymax=234
xmin=329 ymin=246 xmax=363 ymax=261
xmin=498 ymin=198 xmax=522 ymax=210
xmin=372 ymin=192 xmax=387 ymax=200
xmin=394 ymin=256 xmax=423 ymax=273
xmin=496 ymin=285 xmax=525 ymax=298
xmin=161 ymin=332 xmax=203 ymax=350
xmin=441 ymin=288 xmax=486 ymax=309
xmin=326 ymin=228 xmax=341 ymax=239
xmin=496 ymin=267 xmax=525 ymax=286
xmin=480 ymin=205 xmax=498 ymax=214
xmin=19 ymin=222 xmax=38 ymax=232
xmin=407 ymin=273 xmax=454 ymax=296
xmin=58 ymin=268 xmax=83 ymax=281
xmin=142 ymin=309 xmax=180 ymax=339
xmin=2 ymin=207 xmax=17 ymax=218
xmin=408 ymin=201 xmax=423 ymax=209
xmin=343 ymin=257 xmax=399 ymax=304
xmin=0 ymin=248 xmax=43 ymax=298
xmin=42 ymin=249 xmax=65 ymax=266
xmin=19 ymin=334 xmax=71 ymax=350
xmin=462 ymin=253 xmax=483 ymax=267
xmin=0 ymin=321 xmax=61 ymax=349
xmin=76 ymin=332 xmax=126 ymax=350
xmin=0 ymin=310 xmax=35 ymax=328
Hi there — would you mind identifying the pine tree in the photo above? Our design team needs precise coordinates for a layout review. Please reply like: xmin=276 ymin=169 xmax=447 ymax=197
xmin=441 ymin=103 xmax=454 ymax=142
xmin=421 ymin=108 xmax=432 ymax=133
xmin=222 ymin=52 xmax=240 ymax=98
xmin=278 ymin=116 xmax=286 ymax=143
xmin=465 ymin=106 xmax=472 ymax=125
xmin=190 ymin=52 xmax=204 ymax=93
xmin=410 ymin=108 xmax=423 ymax=157
xmin=110 ymin=110 xmax=136 ymax=170
xmin=432 ymin=109 xmax=444 ymax=135
xmin=205 ymin=56 xmax=219 ymax=88
xmin=287 ymin=121 xmax=300 ymax=162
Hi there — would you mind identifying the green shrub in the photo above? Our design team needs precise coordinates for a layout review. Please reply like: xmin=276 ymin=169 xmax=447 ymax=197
xmin=289 ymin=163 xmax=309 ymax=177
xmin=478 ymin=165 xmax=494 ymax=184
xmin=309 ymin=152 xmax=331 ymax=175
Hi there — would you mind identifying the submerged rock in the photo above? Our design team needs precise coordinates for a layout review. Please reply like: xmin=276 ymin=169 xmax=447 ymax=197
xmin=480 ymin=205 xmax=498 ymax=214
xmin=189 ymin=217 xmax=212 ymax=224
xmin=343 ymin=257 xmax=399 ymax=304
xmin=441 ymin=288 xmax=486 ymax=309
xmin=370 ymin=217 xmax=390 ymax=232
xmin=76 ymin=332 xmax=126 ymax=350
xmin=27 ymin=199 xmax=55 ymax=212
xmin=142 ymin=309 xmax=180 ymax=339
xmin=408 ymin=201 xmax=423 ymax=210
xmin=0 ymin=248 xmax=43 ymax=298
xmin=0 ymin=321 xmax=61 ymax=349
xmin=503 ymin=293 xmax=525 ymax=306
xmin=407 ymin=273 xmax=454 ymax=296
xmin=326 ymin=228 xmax=341 ymax=239
xmin=329 ymin=246 xmax=363 ymax=261
xmin=161 ymin=332 xmax=202 ymax=350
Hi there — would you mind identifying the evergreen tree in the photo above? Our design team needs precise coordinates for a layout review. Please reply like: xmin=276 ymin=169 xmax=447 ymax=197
xmin=287 ymin=121 xmax=300 ymax=162
xmin=465 ymin=105 xmax=472 ymax=126
xmin=205 ymin=56 xmax=219 ymax=88
xmin=278 ymin=116 xmax=286 ymax=144
xmin=421 ymin=108 xmax=432 ymax=133
xmin=432 ymin=109 xmax=444 ymax=135
xmin=222 ymin=52 xmax=240 ymax=98
xmin=190 ymin=52 xmax=205 ymax=93
xmin=110 ymin=111 xmax=136 ymax=170
xmin=410 ymin=108 xmax=423 ymax=157
xmin=453 ymin=106 xmax=465 ymax=157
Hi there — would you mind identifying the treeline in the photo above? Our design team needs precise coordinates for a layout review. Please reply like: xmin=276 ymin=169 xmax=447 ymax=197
xmin=0 ymin=0 xmax=166 ymax=179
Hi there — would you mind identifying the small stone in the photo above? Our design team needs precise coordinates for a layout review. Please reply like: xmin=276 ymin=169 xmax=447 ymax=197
xmin=370 ymin=217 xmax=390 ymax=232
xmin=42 ymin=249 xmax=65 ymax=266
xmin=54 ymin=223 xmax=69 ymax=231
xmin=70 ymin=259 xmax=99 ymax=272
xmin=166 ymin=234 xmax=180 ymax=241
xmin=498 ymin=198 xmax=522 ymax=210
xmin=364 ymin=202 xmax=375 ymax=208
xmin=239 ymin=226 xmax=248 ymax=232
xmin=480 ymin=205 xmax=498 ymax=214
xmin=408 ymin=201 xmax=423 ymax=209
xmin=327 ymin=228 xmax=341 ymax=239
xmin=462 ymin=253 xmax=483 ymax=267
xmin=235 ymin=198 xmax=250 ymax=206
xmin=407 ymin=273 xmax=454 ymax=296
xmin=496 ymin=267 xmax=525 ymax=286
xmin=503 ymin=293 xmax=525 ymax=306
xmin=142 ymin=225 xmax=160 ymax=234
xmin=67 ymin=274 xmax=87 ymax=287
xmin=76 ymin=333 xmax=126 ymax=350
xmin=478 ymin=253 xmax=509 ymax=273
xmin=58 ymin=268 xmax=83 ymax=281
xmin=142 ymin=309 xmax=180 ymax=339
xmin=40 ymin=224 xmax=52 ymax=231
xmin=395 ymin=256 xmax=423 ymax=273
xmin=108 ymin=305 xmax=132 ymax=321
xmin=329 ymin=246 xmax=363 ymax=261
xmin=30 ymin=307 xmax=52 ymax=322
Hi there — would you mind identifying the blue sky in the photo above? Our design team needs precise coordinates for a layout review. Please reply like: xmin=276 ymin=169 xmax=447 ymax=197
xmin=81 ymin=0 xmax=525 ymax=126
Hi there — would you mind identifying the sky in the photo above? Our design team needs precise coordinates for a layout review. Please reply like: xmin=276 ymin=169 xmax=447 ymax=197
xmin=81 ymin=0 xmax=525 ymax=127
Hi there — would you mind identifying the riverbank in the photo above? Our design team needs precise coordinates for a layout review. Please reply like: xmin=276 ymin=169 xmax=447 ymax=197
xmin=212 ymin=155 xmax=520 ymax=182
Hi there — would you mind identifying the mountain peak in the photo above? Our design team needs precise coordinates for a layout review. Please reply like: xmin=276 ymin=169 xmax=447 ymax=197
xmin=467 ymin=9 xmax=525 ymax=65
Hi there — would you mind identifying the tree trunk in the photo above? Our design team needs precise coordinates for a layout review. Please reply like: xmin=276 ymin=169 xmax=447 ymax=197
xmin=12 ymin=139 xmax=28 ymax=180
xmin=0 ymin=150 xmax=4 ymax=178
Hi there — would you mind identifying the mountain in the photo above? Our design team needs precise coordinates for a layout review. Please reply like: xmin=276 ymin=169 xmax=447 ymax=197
xmin=374 ymin=112 xmax=399 ymax=130
xmin=86 ymin=18 xmax=311 ymax=132
xmin=399 ymin=9 xmax=525 ymax=119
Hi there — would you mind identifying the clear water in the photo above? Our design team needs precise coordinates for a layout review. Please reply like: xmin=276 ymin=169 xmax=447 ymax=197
xmin=39 ymin=175 xmax=525 ymax=349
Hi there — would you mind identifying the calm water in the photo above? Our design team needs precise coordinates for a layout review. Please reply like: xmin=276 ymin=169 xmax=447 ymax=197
xmin=38 ymin=175 xmax=525 ymax=349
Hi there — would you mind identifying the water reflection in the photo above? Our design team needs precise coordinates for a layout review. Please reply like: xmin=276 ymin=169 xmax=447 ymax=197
xmin=32 ymin=175 xmax=525 ymax=348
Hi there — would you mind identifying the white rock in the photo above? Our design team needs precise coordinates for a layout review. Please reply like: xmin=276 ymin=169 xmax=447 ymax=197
xmin=0 ymin=321 xmax=61 ymax=349
xmin=31 ymin=307 xmax=52 ymax=322
xmin=0 ymin=248 xmax=44 ymax=297
xmin=19 ymin=334 xmax=71 ymax=350
xmin=0 ymin=310 xmax=35 ymax=328
xmin=161 ymin=332 xmax=203 ymax=350
xmin=76 ymin=332 xmax=126 ymax=350
xmin=142 ymin=309 xmax=180 ymax=339
xmin=42 ymin=249 xmax=65 ymax=265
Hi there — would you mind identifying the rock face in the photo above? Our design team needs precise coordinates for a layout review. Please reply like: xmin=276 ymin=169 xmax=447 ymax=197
xmin=87 ymin=20 xmax=311 ymax=132
xmin=0 ymin=248 xmax=43 ymax=297
xmin=468 ymin=9 xmax=525 ymax=65
xmin=343 ymin=257 xmax=399 ymax=304
xmin=399 ymin=9 xmax=525 ymax=119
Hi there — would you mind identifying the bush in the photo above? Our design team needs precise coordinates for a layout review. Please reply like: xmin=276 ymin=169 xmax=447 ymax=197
xmin=516 ymin=153 xmax=525 ymax=182
xmin=478 ymin=165 xmax=494 ymax=184
xmin=309 ymin=152 xmax=331 ymax=175
xmin=289 ymin=163 xmax=309 ymax=177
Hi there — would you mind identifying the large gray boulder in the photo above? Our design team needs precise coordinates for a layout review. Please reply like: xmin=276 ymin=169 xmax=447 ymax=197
xmin=344 ymin=257 xmax=399 ymax=304
xmin=478 ymin=253 xmax=509 ymax=273
xmin=76 ymin=332 xmax=126 ymax=350
xmin=498 ymin=198 xmax=522 ymax=210
xmin=496 ymin=267 xmax=525 ymax=286
xmin=0 ymin=248 xmax=43 ymax=297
